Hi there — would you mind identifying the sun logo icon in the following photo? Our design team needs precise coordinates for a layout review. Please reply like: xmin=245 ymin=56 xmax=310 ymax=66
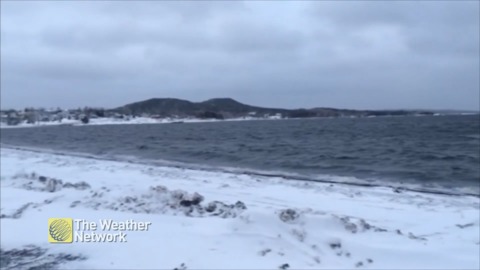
xmin=48 ymin=218 xmax=73 ymax=243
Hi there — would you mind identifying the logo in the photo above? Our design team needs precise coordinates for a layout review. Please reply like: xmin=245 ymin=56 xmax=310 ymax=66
xmin=48 ymin=218 xmax=73 ymax=243
xmin=48 ymin=218 xmax=152 ymax=243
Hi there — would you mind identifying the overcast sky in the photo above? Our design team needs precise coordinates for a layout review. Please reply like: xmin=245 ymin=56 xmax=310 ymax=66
xmin=1 ymin=1 xmax=479 ymax=110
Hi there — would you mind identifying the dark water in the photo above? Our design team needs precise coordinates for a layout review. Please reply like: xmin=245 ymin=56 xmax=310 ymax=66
xmin=1 ymin=115 xmax=479 ymax=194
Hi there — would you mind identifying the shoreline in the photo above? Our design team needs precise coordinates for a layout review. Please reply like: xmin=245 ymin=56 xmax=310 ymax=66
xmin=1 ymin=147 xmax=479 ymax=269
xmin=0 ymin=116 xmax=279 ymax=129
xmin=2 ymin=113 xmax=477 ymax=129
xmin=2 ymin=144 xmax=478 ymax=198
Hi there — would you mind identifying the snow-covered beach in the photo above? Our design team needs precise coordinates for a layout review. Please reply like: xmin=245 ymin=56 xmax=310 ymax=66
xmin=1 ymin=147 xmax=479 ymax=269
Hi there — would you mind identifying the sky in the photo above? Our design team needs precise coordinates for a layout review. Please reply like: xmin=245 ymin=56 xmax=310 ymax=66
xmin=1 ymin=1 xmax=479 ymax=111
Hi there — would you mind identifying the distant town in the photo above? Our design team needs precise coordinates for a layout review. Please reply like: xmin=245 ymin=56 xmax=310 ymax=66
xmin=1 ymin=98 xmax=477 ymax=127
xmin=1 ymin=107 xmax=122 ymax=126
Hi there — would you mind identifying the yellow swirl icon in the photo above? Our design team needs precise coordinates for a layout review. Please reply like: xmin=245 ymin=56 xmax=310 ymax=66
xmin=48 ymin=218 xmax=73 ymax=243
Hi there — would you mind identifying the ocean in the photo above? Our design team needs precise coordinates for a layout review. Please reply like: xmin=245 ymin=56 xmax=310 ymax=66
xmin=1 ymin=115 xmax=479 ymax=195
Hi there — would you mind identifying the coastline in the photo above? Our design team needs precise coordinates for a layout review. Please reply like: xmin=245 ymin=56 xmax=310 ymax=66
xmin=2 ymin=143 xmax=478 ymax=198
xmin=1 ymin=147 xmax=479 ymax=269
xmin=0 ymin=116 xmax=280 ymax=129
xmin=2 ymin=113 xmax=475 ymax=129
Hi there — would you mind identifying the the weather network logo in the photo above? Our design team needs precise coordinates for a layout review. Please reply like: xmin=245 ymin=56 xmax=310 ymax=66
xmin=48 ymin=218 xmax=73 ymax=243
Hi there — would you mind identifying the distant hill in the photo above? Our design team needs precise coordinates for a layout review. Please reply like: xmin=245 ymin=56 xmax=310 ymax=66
xmin=115 ymin=98 xmax=197 ymax=116
xmin=112 ymin=98 xmax=289 ymax=119
xmin=111 ymin=98 xmax=437 ymax=119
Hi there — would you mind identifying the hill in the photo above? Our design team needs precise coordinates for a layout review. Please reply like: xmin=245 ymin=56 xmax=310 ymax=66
xmin=113 ymin=98 xmax=289 ymax=119
xmin=111 ymin=98 xmax=435 ymax=119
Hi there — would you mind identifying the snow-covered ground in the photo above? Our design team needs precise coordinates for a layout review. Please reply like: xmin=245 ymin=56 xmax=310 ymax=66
xmin=1 ymin=147 xmax=479 ymax=269
xmin=0 ymin=116 xmax=278 ymax=129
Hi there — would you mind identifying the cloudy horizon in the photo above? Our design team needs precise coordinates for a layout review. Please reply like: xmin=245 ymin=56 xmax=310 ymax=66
xmin=1 ymin=1 xmax=479 ymax=111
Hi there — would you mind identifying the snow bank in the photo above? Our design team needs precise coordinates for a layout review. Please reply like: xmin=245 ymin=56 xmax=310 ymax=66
xmin=1 ymin=147 xmax=479 ymax=269
xmin=0 ymin=116 xmax=277 ymax=129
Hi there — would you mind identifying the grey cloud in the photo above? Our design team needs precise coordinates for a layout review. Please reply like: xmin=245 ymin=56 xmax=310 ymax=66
xmin=40 ymin=13 xmax=304 ymax=56
xmin=39 ymin=16 xmax=213 ymax=53
xmin=217 ymin=20 xmax=306 ymax=53
xmin=310 ymin=1 xmax=478 ymax=28
xmin=100 ymin=1 xmax=246 ymax=21
xmin=310 ymin=1 xmax=479 ymax=57
xmin=1 ymin=1 xmax=478 ymax=110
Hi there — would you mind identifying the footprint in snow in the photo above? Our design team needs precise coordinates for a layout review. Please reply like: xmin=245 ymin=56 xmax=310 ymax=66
xmin=259 ymin=248 xmax=272 ymax=256
xmin=173 ymin=263 xmax=187 ymax=270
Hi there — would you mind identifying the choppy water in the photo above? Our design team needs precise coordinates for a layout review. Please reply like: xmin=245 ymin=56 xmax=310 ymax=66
xmin=1 ymin=115 xmax=479 ymax=195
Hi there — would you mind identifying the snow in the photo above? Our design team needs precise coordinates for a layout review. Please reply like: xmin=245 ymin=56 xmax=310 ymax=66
xmin=1 ymin=147 xmax=479 ymax=269
xmin=0 ymin=116 xmax=278 ymax=129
